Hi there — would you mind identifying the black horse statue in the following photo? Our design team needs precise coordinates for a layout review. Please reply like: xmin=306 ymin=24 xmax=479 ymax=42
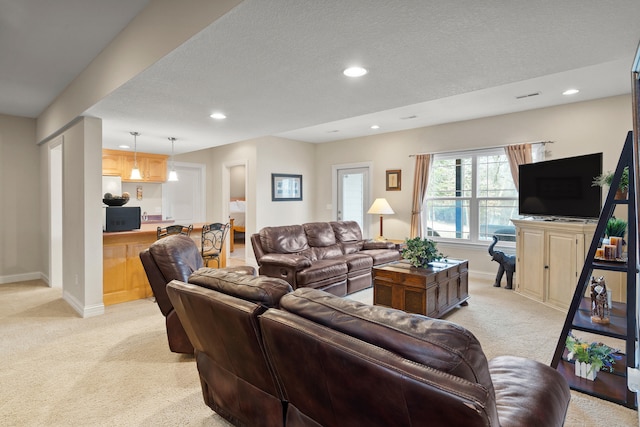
xmin=488 ymin=235 xmax=516 ymax=289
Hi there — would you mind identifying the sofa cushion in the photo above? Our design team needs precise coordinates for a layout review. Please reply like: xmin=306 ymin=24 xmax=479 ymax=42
xmin=360 ymin=248 xmax=401 ymax=265
xmin=259 ymin=225 xmax=309 ymax=254
xmin=312 ymin=244 xmax=344 ymax=260
xmin=333 ymin=253 xmax=373 ymax=272
xmin=149 ymin=234 xmax=204 ymax=283
xmin=188 ymin=267 xmax=293 ymax=308
xmin=341 ymin=241 xmax=364 ymax=254
xmin=330 ymin=220 xmax=362 ymax=242
xmin=280 ymin=288 xmax=494 ymax=389
xmin=303 ymin=222 xmax=337 ymax=247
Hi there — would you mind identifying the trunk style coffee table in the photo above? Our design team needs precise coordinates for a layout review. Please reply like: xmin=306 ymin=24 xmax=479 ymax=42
xmin=373 ymin=259 xmax=469 ymax=318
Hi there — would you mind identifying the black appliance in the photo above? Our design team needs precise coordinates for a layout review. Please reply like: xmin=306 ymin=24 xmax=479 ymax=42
xmin=518 ymin=152 xmax=602 ymax=219
xmin=104 ymin=206 xmax=141 ymax=232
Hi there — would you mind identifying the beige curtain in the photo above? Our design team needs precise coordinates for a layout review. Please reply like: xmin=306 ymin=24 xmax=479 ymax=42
xmin=410 ymin=154 xmax=431 ymax=238
xmin=505 ymin=143 xmax=533 ymax=190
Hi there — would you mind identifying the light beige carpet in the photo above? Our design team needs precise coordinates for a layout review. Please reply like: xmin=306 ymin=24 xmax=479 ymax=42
xmin=1 ymin=278 xmax=637 ymax=426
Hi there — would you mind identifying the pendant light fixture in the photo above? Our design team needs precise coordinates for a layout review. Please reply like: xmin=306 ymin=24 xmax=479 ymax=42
xmin=129 ymin=131 xmax=142 ymax=180
xmin=168 ymin=137 xmax=178 ymax=181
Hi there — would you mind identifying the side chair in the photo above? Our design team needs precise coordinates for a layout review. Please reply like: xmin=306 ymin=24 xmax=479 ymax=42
xmin=157 ymin=224 xmax=193 ymax=240
xmin=201 ymin=222 xmax=229 ymax=267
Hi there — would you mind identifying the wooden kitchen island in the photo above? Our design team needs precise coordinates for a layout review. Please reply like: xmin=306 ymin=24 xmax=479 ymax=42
xmin=103 ymin=222 xmax=226 ymax=305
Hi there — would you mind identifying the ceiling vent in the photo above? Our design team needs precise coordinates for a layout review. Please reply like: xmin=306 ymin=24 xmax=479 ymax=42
xmin=400 ymin=115 xmax=418 ymax=120
xmin=515 ymin=92 xmax=541 ymax=99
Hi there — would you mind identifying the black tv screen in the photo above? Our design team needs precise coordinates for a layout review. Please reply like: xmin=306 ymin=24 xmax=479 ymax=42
xmin=518 ymin=153 xmax=602 ymax=219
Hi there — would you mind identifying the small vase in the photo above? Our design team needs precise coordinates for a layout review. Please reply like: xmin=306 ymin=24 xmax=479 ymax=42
xmin=575 ymin=361 xmax=598 ymax=381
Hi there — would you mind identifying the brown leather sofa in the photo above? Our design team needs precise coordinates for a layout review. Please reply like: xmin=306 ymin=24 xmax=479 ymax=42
xmin=251 ymin=220 xmax=400 ymax=296
xmin=262 ymin=288 xmax=571 ymax=427
xmin=139 ymin=234 xmax=254 ymax=354
xmin=167 ymin=269 xmax=293 ymax=426
xmin=168 ymin=268 xmax=570 ymax=427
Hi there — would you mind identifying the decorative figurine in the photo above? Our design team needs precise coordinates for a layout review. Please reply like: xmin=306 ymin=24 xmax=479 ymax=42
xmin=590 ymin=276 xmax=610 ymax=324
xmin=488 ymin=235 xmax=516 ymax=289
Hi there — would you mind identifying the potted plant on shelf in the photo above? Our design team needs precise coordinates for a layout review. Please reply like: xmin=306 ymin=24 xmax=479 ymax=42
xmin=401 ymin=237 xmax=445 ymax=269
xmin=592 ymin=166 xmax=629 ymax=199
xmin=605 ymin=217 xmax=627 ymax=239
xmin=565 ymin=333 xmax=621 ymax=381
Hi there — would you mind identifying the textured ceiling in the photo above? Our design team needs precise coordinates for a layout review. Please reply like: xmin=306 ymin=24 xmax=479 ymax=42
xmin=0 ymin=0 xmax=149 ymax=117
xmin=2 ymin=1 xmax=639 ymax=155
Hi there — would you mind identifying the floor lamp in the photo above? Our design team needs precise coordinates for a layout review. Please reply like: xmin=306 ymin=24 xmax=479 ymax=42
xmin=367 ymin=198 xmax=394 ymax=241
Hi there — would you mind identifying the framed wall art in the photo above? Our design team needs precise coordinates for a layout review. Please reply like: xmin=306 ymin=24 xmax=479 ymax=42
xmin=386 ymin=169 xmax=401 ymax=191
xmin=272 ymin=173 xmax=303 ymax=201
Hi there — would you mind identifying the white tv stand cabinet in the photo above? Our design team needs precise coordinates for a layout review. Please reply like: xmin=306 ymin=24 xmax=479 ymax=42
xmin=511 ymin=219 xmax=624 ymax=310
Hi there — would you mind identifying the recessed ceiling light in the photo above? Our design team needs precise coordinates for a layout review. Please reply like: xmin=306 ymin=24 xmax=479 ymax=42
xmin=118 ymin=144 xmax=130 ymax=149
xmin=371 ymin=125 xmax=380 ymax=130
xmin=562 ymin=89 xmax=580 ymax=96
xmin=343 ymin=66 xmax=368 ymax=77
xmin=210 ymin=112 xmax=227 ymax=119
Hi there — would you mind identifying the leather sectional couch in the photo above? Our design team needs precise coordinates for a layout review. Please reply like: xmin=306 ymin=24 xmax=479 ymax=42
xmin=251 ymin=220 xmax=400 ymax=296
xmin=168 ymin=268 xmax=571 ymax=427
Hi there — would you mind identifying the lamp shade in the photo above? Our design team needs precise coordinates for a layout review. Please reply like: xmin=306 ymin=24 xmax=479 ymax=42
xmin=367 ymin=198 xmax=395 ymax=215
xmin=129 ymin=167 xmax=142 ymax=180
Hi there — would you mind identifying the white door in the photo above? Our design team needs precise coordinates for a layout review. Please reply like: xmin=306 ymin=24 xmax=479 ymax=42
xmin=162 ymin=162 xmax=206 ymax=224
xmin=337 ymin=167 xmax=370 ymax=233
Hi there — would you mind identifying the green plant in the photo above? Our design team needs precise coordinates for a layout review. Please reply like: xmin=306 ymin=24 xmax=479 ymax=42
xmin=605 ymin=217 xmax=627 ymax=238
xmin=592 ymin=166 xmax=629 ymax=192
xmin=401 ymin=237 xmax=445 ymax=268
xmin=565 ymin=333 xmax=621 ymax=374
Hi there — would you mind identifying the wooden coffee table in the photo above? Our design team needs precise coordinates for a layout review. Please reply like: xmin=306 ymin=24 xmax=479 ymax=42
xmin=373 ymin=259 xmax=469 ymax=318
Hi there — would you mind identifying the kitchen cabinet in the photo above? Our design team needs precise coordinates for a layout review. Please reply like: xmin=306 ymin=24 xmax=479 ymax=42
xmin=102 ymin=151 xmax=123 ymax=176
xmin=121 ymin=153 xmax=167 ymax=182
xmin=102 ymin=149 xmax=168 ymax=183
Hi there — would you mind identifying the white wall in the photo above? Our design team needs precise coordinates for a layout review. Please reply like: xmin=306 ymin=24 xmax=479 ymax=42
xmin=0 ymin=114 xmax=40 ymax=283
xmin=230 ymin=165 xmax=246 ymax=199
xmin=255 ymin=136 xmax=316 ymax=230
xmin=59 ymin=117 xmax=104 ymax=317
xmin=314 ymin=95 xmax=632 ymax=278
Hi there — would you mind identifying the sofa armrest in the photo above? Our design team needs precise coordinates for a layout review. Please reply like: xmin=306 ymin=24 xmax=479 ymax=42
xmin=259 ymin=253 xmax=313 ymax=270
xmin=363 ymin=240 xmax=396 ymax=250
xmin=258 ymin=254 xmax=312 ymax=288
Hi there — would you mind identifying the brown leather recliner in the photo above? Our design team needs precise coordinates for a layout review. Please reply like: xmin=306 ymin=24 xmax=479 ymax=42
xmin=139 ymin=234 xmax=254 ymax=354
xmin=166 ymin=269 xmax=293 ymax=426
xmin=259 ymin=288 xmax=571 ymax=427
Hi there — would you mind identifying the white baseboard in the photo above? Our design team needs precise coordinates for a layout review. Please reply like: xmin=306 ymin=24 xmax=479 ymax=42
xmin=0 ymin=271 xmax=45 ymax=285
xmin=63 ymin=290 xmax=105 ymax=318
xmin=469 ymin=270 xmax=496 ymax=283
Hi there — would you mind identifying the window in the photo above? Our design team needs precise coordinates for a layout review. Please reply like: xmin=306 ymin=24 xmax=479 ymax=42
xmin=423 ymin=148 xmax=519 ymax=244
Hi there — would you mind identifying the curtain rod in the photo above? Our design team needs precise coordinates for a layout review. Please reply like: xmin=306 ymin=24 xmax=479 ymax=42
xmin=408 ymin=140 xmax=553 ymax=157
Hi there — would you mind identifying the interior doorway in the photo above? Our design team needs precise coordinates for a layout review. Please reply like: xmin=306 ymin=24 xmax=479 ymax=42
xmin=225 ymin=162 xmax=247 ymax=265
xmin=49 ymin=138 xmax=63 ymax=288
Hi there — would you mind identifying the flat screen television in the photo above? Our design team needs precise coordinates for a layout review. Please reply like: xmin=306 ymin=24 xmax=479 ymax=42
xmin=518 ymin=153 xmax=602 ymax=219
